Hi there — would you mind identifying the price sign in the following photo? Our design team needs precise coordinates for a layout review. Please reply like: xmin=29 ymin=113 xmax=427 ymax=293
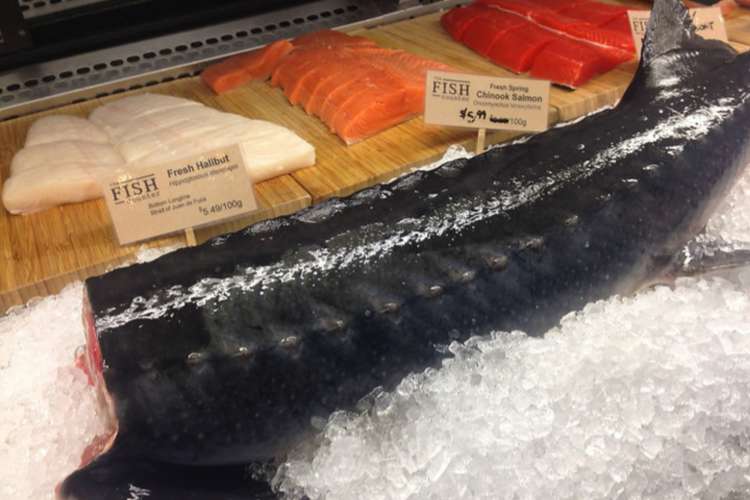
xmin=101 ymin=145 xmax=257 ymax=245
xmin=424 ymin=71 xmax=550 ymax=132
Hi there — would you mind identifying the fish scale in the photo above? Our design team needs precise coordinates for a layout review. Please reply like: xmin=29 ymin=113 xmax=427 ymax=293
xmin=61 ymin=1 xmax=750 ymax=498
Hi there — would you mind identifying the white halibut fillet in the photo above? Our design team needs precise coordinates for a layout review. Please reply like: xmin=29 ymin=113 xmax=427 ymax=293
xmin=2 ymin=93 xmax=315 ymax=214
xmin=3 ymin=122 xmax=127 ymax=214
xmin=25 ymin=115 xmax=111 ymax=147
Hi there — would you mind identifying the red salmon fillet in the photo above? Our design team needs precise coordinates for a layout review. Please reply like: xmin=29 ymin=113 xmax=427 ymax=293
xmin=564 ymin=22 xmax=635 ymax=52
xmin=559 ymin=2 xmax=628 ymax=27
xmin=602 ymin=15 xmax=633 ymax=35
xmin=528 ymin=10 xmax=592 ymax=32
xmin=441 ymin=4 xmax=490 ymax=40
xmin=530 ymin=37 xmax=624 ymax=88
xmin=444 ymin=0 xmax=636 ymax=87
xmin=476 ymin=0 xmax=553 ymax=16
xmin=523 ymin=9 xmax=634 ymax=52
xmin=201 ymin=39 xmax=294 ymax=94
xmin=477 ymin=0 xmax=589 ymax=15
xmin=462 ymin=10 xmax=525 ymax=55
xmin=526 ymin=0 xmax=590 ymax=11
xmin=592 ymin=44 xmax=633 ymax=69
xmin=487 ymin=23 xmax=557 ymax=73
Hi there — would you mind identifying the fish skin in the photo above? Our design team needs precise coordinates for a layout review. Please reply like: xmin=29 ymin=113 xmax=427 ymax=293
xmin=59 ymin=455 xmax=276 ymax=500
xmin=60 ymin=0 xmax=750 ymax=497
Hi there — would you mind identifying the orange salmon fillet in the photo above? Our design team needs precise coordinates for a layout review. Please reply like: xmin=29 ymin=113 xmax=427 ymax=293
xmin=333 ymin=53 xmax=451 ymax=144
xmin=306 ymin=59 xmax=369 ymax=116
xmin=319 ymin=70 xmax=371 ymax=126
xmin=299 ymin=49 xmax=376 ymax=110
xmin=270 ymin=46 xmax=329 ymax=89
xmin=202 ymin=29 xmax=455 ymax=144
xmin=292 ymin=29 xmax=377 ymax=48
xmin=329 ymin=73 xmax=405 ymax=132
xmin=286 ymin=65 xmax=328 ymax=106
xmin=201 ymin=40 xmax=294 ymax=94
xmin=202 ymin=30 xmax=373 ymax=95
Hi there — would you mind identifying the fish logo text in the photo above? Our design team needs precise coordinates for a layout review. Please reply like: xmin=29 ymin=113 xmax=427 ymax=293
xmin=110 ymin=175 xmax=159 ymax=204
xmin=432 ymin=79 xmax=470 ymax=98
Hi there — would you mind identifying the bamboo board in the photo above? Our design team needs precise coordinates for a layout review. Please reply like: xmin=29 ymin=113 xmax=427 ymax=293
xmin=3 ymin=6 xmax=746 ymax=312
xmin=728 ymin=14 xmax=750 ymax=46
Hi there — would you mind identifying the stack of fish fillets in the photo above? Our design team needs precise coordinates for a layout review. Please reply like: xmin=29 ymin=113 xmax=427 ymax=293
xmin=2 ymin=94 xmax=315 ymax=214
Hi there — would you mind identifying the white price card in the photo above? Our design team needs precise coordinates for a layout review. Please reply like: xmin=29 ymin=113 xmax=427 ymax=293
xmin=101 ymin=144 xmax=257 ymax=245
xmin=424 ymin=71 xmax=550 ymax=132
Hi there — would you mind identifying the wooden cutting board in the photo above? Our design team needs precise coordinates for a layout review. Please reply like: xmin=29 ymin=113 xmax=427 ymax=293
xmin=1 ymin=5 xmax=745 ymax=312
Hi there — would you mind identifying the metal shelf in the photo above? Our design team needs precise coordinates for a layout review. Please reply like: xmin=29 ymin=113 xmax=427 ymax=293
xmin=0 ymin=0 xmax=462 ymax=120
xmin=19 ymin=0 xmax=111 ymax=19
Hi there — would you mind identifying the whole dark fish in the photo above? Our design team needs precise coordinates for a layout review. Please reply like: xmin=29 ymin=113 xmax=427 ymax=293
xmin=60 ymin=1 xmax=750 ymax=498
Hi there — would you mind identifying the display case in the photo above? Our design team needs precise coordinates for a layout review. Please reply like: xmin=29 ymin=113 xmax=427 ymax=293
xmin=3 ymin=1 xmax=750 ymax=499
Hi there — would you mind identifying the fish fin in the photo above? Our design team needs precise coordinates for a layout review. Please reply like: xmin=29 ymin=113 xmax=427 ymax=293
xmin=641 ymin=0 xmax=697 ymax=64
xmin=58 ymin=454 xmax=278 ymax=500
xmin=675 ymin=235 xmax=750 ymax=276
xmin=624 ymin=0 xmax=736 ymax=97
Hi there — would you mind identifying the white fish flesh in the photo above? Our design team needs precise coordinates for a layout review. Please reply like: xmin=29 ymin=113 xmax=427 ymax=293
xmin=25 ymin=115 xmax=110 ymax=147
xmin=88 ymin=94 xmax=201 ymax=137
xmin=94 ymin=96 xmax=315 ymax=183
xmin=3 ymin=142 xmax=126 ymax=213
xmin=3 ymin=113 xmax=126 ymax=214
xmin=2 ymin=93 xmax=316 ymax=214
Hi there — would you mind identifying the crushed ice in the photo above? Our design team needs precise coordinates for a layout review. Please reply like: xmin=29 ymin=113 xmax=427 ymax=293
xmin=4 ymin=148 xmax=750 ymax=499
xmin=275 ymin=277 xmax=750 ymax=499
xmin=0 ymin=284 xmax=108 ymax=500
xmin=680 ymin=154 xmax=750 ymax=270
xmin=706 ymin=164 xmax=750 ymax=244
xmin=271 ymin=141 xmax=750 ymax=498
